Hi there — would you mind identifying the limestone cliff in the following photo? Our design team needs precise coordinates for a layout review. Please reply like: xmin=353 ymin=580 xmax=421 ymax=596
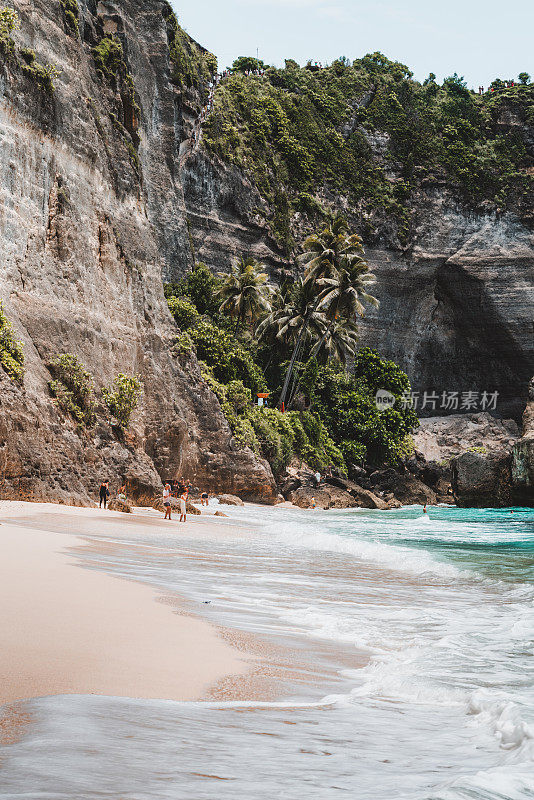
xmin=511 ymin=377 xmax=534 ymax=492
xmin=182 ymin=158 xmax=533 ymax=421
xmin=0 ymin=0 xmax=277 ymax=504
xmin=181 ymin=76 xmax=534 ymax=422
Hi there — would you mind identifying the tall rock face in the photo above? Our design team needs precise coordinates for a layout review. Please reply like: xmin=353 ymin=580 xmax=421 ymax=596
xmin=511 ymin=377 xmax=534 ymax=496
xmin=179 ymin=57 xmax=534 ymax=423
xmin=182 ymin=155 xmax=534 ymax=421
xmin=0 ymin=0 xmax=277 ymax=504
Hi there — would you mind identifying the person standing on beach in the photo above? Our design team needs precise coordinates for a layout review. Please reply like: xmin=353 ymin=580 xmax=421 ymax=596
xmin=314 ymin=471 xmax=321 ymax=487
xmin=99 ymin=481 xmax=109 ymax=509
xmin=163 ymin=484 xmax=172 ymax=520
xmin=201 ymin=491 xmax=209 ymax=506
xmin=179 ymin=491 xmax=187 ymax=523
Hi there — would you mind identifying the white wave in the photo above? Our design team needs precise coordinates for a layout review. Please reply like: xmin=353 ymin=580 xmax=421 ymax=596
xmin=468 ymin=689 xmax=534 ymax=754
xmin=260 ymin=519 xmax=465 ymax=579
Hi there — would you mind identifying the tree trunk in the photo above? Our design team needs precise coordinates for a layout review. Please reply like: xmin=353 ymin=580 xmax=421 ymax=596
xmin=279 ymin=319 xmax=309 ymax=410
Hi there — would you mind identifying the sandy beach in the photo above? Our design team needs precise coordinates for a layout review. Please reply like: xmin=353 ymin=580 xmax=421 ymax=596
xmin=0 ymin=501 xmax=249 ymax=705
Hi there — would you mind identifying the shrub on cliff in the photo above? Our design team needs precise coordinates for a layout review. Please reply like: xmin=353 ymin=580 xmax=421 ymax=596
xmin=312 ymin=349 xmax=418 ymax=467
xmin=101 ymin=373 xmax=143 ymax=430
xmin=162 ymin=4 xmax=216 ymax=96
xmin=0 ymin=8 xmax=60 ymax=92
xmin=167 ymin=297 xmax=200 ymax=330
xmin=189 ymin=319 xmax=265 ymax=392
xmin=93 ymin=36 xmax=124 ymax=81
xmin=48 ymin=353 xmax=95 ymax=426
xmin=60 ymin=0 xmax=79 ymax=35
xmin=198 ymin=360 xmax=342 ymax=475
xmin=0 ymin=302 xmax=24 ymax=383
xmin=165 ymin=263 xmax=223 ymax=317
xmin=19 ymin=49 xmax=60 ymax=93
xmin=0 ymin=7 xmax=18 ymax=59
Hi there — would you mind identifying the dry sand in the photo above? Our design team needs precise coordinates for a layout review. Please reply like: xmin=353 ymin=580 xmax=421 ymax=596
xmin=0 ymin=501 xmax=250 ymax=705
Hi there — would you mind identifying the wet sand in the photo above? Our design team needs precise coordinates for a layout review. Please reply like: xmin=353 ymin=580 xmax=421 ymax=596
xmin=0 ymin=502 xmax=250 ymax=706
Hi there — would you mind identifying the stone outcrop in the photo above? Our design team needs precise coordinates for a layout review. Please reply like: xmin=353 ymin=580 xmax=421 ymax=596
xmin=412 ymin=413 xmax=520 ymax=463
xmin=0 ymin=0 xmax=277 ymax=506
xmin=322 ymin=476 xmax=389 ymax=509
xmin=451 ymin=450 xmax=514 ymax=508
xmin=511 ymin=377 xmax=534 ymax=497
xmin=449 ymin=379 xmax=534 ymax=507
xmin=367 ymin=470 xmax=437 ymax=506
xmin=286 ymin=476 xmax=389 ymax=510
xmin=107 ymin=497 xmax=132 ymax=513
xmin=218 ymin=494 xmax=245 ymax=506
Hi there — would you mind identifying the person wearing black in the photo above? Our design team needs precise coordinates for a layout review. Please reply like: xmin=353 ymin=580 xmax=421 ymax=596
xmin=99 ymin=480 xmax=110 ymax=509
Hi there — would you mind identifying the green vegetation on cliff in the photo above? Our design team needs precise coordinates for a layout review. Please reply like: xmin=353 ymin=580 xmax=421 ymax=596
xmin=0 ymin=302 xmax=24 ymax=383
xmin=102 ymin=374 xmax=143 ymax=430
xmin=48 ymin=354 xmax=96 ymax=427
xmin=60 ymin=0 xmax=79 ymax=35
xmin=92 ymin=34 xmax=139 ymax=119
xmin=162 ymin=3 xmax=216 ymax=98
xmin=48 ymin=355 xmax=142 ymax=432
xmin=0 ymin=7 xmax=60 ymax=93
xmin=166 ymin=219 xmax=417 ymax=478
xmin=203 ymin=53 xmax=534 ymax=250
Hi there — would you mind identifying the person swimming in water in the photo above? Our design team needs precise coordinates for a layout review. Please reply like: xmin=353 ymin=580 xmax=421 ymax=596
xmin=423 ymin=504 xmax=427 ymax=514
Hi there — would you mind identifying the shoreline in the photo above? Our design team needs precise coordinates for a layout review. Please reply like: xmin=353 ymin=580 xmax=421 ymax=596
xmin=0 ymin=501 xmax=252 ymax=707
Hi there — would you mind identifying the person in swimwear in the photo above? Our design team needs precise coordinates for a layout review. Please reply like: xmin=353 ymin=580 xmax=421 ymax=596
xmin=163 ymin=483 xmax=172 ymax=520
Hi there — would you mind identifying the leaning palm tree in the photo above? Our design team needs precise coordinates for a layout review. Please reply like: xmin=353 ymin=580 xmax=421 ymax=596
xmin=263 ymin=278 xmax=329 ymax=409
xmin=217 ymin=257 xmax=272 ymax=333
xmin=299 ymin=213 xmax=367 ymax=286
xmin=311 ymin=319 xmax=359 ymax=368
xmin=316 ymin=263 xmax=379 ymax=322
xmin=279 ymin=216 xmax=378 ymax=409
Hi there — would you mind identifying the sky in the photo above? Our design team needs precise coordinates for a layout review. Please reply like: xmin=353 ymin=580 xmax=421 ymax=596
xmin=171 ymin=0 xmax=533 ymax=89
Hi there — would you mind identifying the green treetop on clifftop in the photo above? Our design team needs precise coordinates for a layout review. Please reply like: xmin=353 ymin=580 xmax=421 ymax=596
xmin=202 ymin=53 xmax=534 ymax=252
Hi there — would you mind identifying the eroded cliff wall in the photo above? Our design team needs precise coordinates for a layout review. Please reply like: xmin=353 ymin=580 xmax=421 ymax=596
xmin=0 ymin=0 xmax=276 ymax=503
xmin=182 ymin=150 xmax=534 ymax=420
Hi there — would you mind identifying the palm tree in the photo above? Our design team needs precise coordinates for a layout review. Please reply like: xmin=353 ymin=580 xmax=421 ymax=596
xmin=278 ymin=216 xmax=378 ymax=409
xmin=263 ymin=278 xmax=329 ymax=409
xmin=311 ymin=319 xmax=359 ymax=367
xmin=298 ymin=213 xmax=367 ymax=286
xmin=315 ymin=264 xmax=379 ymax=322
xmin=217 ymin=257 xmax=272 ymax=333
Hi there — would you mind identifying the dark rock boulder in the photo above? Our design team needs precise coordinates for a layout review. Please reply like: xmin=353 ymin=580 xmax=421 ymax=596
xmin=279 ymin=475 xmax=303 ymax=497
xmin=287 ymin=486 xmax=348 ymax=510
xmin=367 ymin=470 xmax=437 ymax=505
xmin=511 ymin=377 xmax=534 ymax=503
xmin=107 ymin=498 xmax=132 ymax=513
xmin=451 ymin=450 xmax=513 ymax=507
xmin=288 ymin=482 xmax=388 ymax=510
xmin=218 ymin=494 xmax=245 ymax=506
xmin=323 ymin=475 xmax=389 ymax=509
